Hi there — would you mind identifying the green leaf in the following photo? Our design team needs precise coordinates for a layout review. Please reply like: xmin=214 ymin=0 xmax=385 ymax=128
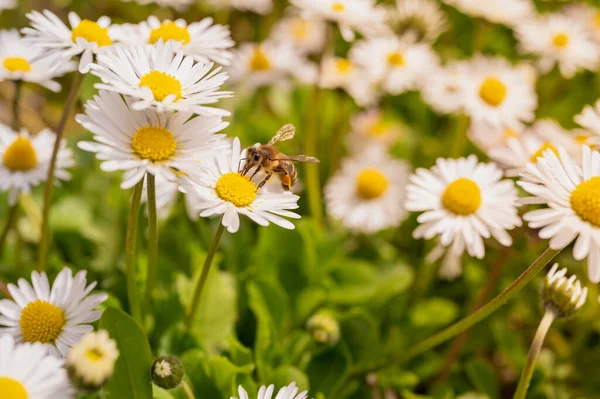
xmin=465 ymin=358 xmax=499 ymax=399
xmin=272 ymin=365 xmax=310 ymax=393
xmin=100 ymin=308 xmax=153 ymax=399
xmin=410 ymin=298 xmax=459 ymax=328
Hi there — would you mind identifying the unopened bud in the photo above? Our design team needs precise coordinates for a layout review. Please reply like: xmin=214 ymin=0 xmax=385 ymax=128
xmin=542 ymin=264 xmax=587 ymax=319
xmin=152 ymin=356 xmax=185 ymax=389
xmin=307 ymin=311 xmax=340 ymax=346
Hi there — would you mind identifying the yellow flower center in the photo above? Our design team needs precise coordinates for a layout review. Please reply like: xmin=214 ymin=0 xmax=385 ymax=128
xmin=595 ymin=11 xmax=600 ymax=29
xmin=215 ymin=172 xmax=257 ymax=207
xmin=3 ymin=136 xmax=37 ymax=171
xmin=3 ymin=57 xmax=31 ymax=73
xmin=138 ymin=70 xmax=182 ymax=102
xmin=71 ymin=20 xmax=112 ymax=47
xmin=149 ymin=22 xmax=191 ymax=44
xmin=336 ymin=58 xmax=352 ymax=74
xmin=571 ymin=176 xmax=600 ymax=228
xmin=131 ymin=125 xmax=177 ymax=162
xmin=387 ymin=52 xmax=405 ymax=67
xmin=85 ymin=348 xmax=104 ymax=362
xmin=332 ymin=2 xmax=345 ymax=12
xmin=479 ymin=76 xmax=507 ymax=107
xmin=552 ymin=33 xmax=569 ymax=48
xmin=502 ymin=128 xmax=519 ymax=141
xmin=530 ymin=142 xmax=558 ymax=163
xmin=355 ymin=168 xmax=389 ymax=200
xmin=0 ymin=377 xmax=27 ymax=399
xmin=19 ymin=300 xmax=65 ymax=344
xmin=441 ymin=178 xmax=481 ymax=215
xmin=250 ymin=48 xmax=271 ymax=71
xmin=368 ymin=120 xmax=388 ymax=137
xmin=291 ymin=19 xmax=309 ymax=40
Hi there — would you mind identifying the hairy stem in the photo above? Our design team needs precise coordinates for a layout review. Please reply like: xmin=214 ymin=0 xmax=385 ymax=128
xmin=126 ymin=180 xmax=144 ymax=322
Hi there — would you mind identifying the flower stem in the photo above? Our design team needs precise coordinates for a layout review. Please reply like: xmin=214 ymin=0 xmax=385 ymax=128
xmin=12 ymin=80 xmax=22 ymax=131
xmin=305 ymin=85 xmax=323 ymax=225
xmin=514 ymin=310 xmax=555 ymax=399
xmin=186 ymin=218 xmax=225 ymax=330
xmin=37 ymin=72 xmax=84 ymax=271
xmin=145 ymin=174 xmax=158 ymax=316
xmin=181 ymin=381 xmax=196 ymax=399
xmin=0 ymin=203 xmax=19 ymax=261
xmin=126 ymin=180 xmax=144 ymax=322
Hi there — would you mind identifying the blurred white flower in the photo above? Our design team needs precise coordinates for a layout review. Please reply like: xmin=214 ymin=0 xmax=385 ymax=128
xmin=232 ymin=382 xmax=309 ymax=399
xmin=388 ymin=0 xmax=448 ymax=42
xmin=347 ymin=109 xmax=402 ymax=153
xmin=442 ymin=0 xmax=534 ymax=27
xmin=270 ymin=14 xmax=327 ymax=55
xmin=66 ymin=330 xmax=119 ymax=390
xmin=120 ymin=0 xmax=194 ymax=10
xmin=0 ymin=0 xmax=16 ymax=11
xmin=207 ymin=0 xmax=273 ymax=14
xmin=421 ymin=61 xmax=467 ymax=114
xmin=564 ymin=3 xmax=600 ymax=44
xmin=574 ymin=100 xmax=600 ymax=149
xmin=318 ymin=56 xmax=378 ymax=107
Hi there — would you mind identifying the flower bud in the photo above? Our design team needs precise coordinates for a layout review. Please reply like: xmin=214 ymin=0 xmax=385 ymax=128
xmin=152 ymin=356 xmax=185 ymax=389
xmin=542 ymin=264 xmax=587 ymax=319
xmin=66 ymin=330 xmax=119 ymax=391
xmin=307 ymin=311 xmax=340 ymax=346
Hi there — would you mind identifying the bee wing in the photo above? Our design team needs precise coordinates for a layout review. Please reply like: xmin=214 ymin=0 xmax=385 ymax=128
xmin=282 ymin=155 xmax=320 ymax=163
xmin=268 ymin=124 xmax=296 ymax=145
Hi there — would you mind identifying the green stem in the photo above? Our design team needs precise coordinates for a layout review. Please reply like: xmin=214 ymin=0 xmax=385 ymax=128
xmin=181 ymin=380 xmax=196 ymax=399
xmin=145 ymin=174 xmax=158 ymax=316
xmin=186 ymin=218 xmax=225 ymax=330
xmin=37 ymin=72 xmax=84 ymax=271
xmin=514 ymin=310 xmax=555 ymax=399
xmin=12 ymin=80 xmax=22 ymax=131
xmin=126 ymin=180 xmax=144 ymax=322
xmin=0 ymin=203 xmax=19 ymax=261
xmin=305 ymin=85 xmax=323 ymax=225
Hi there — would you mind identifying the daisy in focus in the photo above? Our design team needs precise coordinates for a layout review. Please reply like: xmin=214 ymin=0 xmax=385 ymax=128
xmin=519 ymin=146 xmax=600 ymax=283
xmin=347 ymin=109 xmax=402 ymax=153
xmin=91 ymin=41 xmax=232 ymax=116
xmin=0 ymin=29 xmax=75 ymax=92
xmin=516 ymin=12 xmax=600 ymax=79
xmin=22 ymin=10 xmax=115 ymax=73
xmin=442 ymin=0 xmax=534 ymax=27
xmin=232 ymin=382 xmax=309 ymax=399
xmin=207 ymin=0 xmax=273 ymax=15
xmin=387 ymin=0 xmax=448 ymax=42
xmin=0 ymin=267 xmax=108 ymax=358
xmin=270 ymin=14 xmax=327 ymax=55
xmin=405 ymin=155 xmax=521 ymax=279
xmin=421 ymin=61 xmax=467 ymax=114
xmin=66 ymin=330 xmax=119 ymax=390
xmin=325 ymin=148 xmax=409 ymax=234
xmin=180 ymin=137 xmax=301 ymax=233
xmin=111 ymin=16 xmax=234 ymax=65
xmin=76 ymin=91 xmax=228 ymax=189
xmin=0 ymin=125 xmax=74 ymax=205
xmin=0 ymin=334 xmax=73 ymax=399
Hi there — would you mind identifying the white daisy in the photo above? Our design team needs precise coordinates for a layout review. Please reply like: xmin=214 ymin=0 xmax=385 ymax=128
xmin=0 ymin=267 xmax=108 ymax=358
xmin=207 ymin=0 xmax=273 ymax=14
xmin=319 ymin=57 xmax=379 ymax=106
xmin=421 ymin=61 xmax=467 ymax=114
xmin=232 ymin=382 xmax=309 ymax=399
xmin=90 ymin=41 xmax=231 ymax=116
xmin=270 ymin=14 xmax=327 ymax=55
xmin=22 ymin=10 xmax=115 ymax=73
xmin=180 ymin=137 xmax=301 ymax=234
xmin=442 ymin=0 xmax=534 ymax=27
xmin=290 ymin=0 xmax=387 ymax=42
xmin=325 ymin=148 xmax=409 ymax=234
xmin=0 ymin=125 xmax=73 ymax=206
xmin=0 ymin=29 xmax=75 ymax=92
xmin=405 ymin=155 xmax=521 ymax=269
xmin=0 ymin=0 xmax=16 ymax=11
xmin=0 ymin=334 xmax=73 ymax=399
xmin=120 ymin=0 xmax=194 ymax=10
xmin=66 ymin=330 xmax=119 ymax=389
xmin=110 ymin=16 xmax=234 ymax=65
xmin=347 ymin=108 xmax=402 ymax=154
xmin=388 ymin=0 xmax=448 ymax=42
xmin=564 ymin=3 xmax=600 ymax=44
xmin=516 ymin=13 xmax=600 ymax=79
xmin=462 ymin=55 xmax=537 ymax=129
xmin=468 ymin=122 xmax=524 ymax=154
xmin=349 ymin=35 xmax=438 ymax=95
xmin=573 ymin=100 xmax=600 ymax=149
xmin=76 ymin=91 xmax=228 ymax=189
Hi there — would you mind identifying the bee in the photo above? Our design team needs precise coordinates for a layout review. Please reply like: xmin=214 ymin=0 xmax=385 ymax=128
xmin=241 ymin=124 xmax=320 ymax=191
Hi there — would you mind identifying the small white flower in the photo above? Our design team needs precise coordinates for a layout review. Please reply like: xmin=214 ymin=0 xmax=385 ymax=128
xmin=66 ymin=330 xmax=119 ymax=388
xmin=0 ymin=125 xmax=73 ymax=205
xmin=388 ymin=0 xmax=448 ymax=42
xmin=319 ymin=56 xmax=378 ymax=106
xmin=0 ymin=334 xmax=74 ymax=398
xmin=573 ymin=100 xmax=600 ymax=149
xmin=347 ymin=109 xmax=402 ymax=154
xmin=421 ymin=61 xmax=467 ymax=114
xmin=442 ymin=0 xmax=534 ymax=27
xmin=0 ymin=267 xmax=108 ymax=358
xmin=232 ymin=382 xmax=310 ymax=399
xmin=120 ymin=0 xmax=194 ymax=10
xmin=207 ymin=0 xmax=273 ymax=14
xmin=270 ymin=14 xmax=327 ymax=55
xmin=180 ymin=137 xmax=301 ymax=234
xmin=22 ymin=10 xmax=116 ymax=73
xmin=0 ymin=0 xmax=16 ymax=11
xmin=76 ymin=91 xmax=228 ymax=189
xmin=564 ymin=3 xmax=600 ymax=44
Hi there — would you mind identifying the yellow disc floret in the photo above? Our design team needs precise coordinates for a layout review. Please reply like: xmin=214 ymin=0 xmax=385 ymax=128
xmin=530 ymin=142 xmax=558 ymax=163
xmin=0 ymin=378 xmax=27 ymax=399
xmin=441 ymin=178 xmax=482 ymax=216
xmin=3 ymin=136 xmax=37 ymax=171
xmin=552 ymin=33 xmax=569 ymax=48
xmin=3 ymin=57 xmax=31 ymax=73
xmin=479 ymin=76 xmax=507 ymax=107
xmin=336 ymin=58 xmax=352 ymax=74
xmin=355 ymin=168 xmax=389 ymax=200
xmin=368 ymin=120 xmax=388 ymax=137
xmin=571 ymin=176 xmax=600 ymax=228
xmin=250 ymin=48 xmax=271 ymax=71
xmin=71 ymin=20 xmax=112 ymax=47
xmin=332 ymin=2 xmax=345 ymax=12
xmin=19 ymin=300 xmax=65 ymax=344
xmin=215 ymin=172 xmax=257 ymax=207
xmin=139 ymin=71 xmax=182 ymax=102
xmin=149 ymin=22 xmax=191 ymax=45
xmin=132 ymin=125 xmax=177 ymax=162
xmin=387 ymin=52 xmax=405 ymax=67
xmin=85 ymin=348 xmax=104 ymax=362
xmin=291 ymin=19 xmax=309 ymax=40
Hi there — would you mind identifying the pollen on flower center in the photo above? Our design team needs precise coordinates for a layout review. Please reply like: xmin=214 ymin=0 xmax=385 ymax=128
xmin=570 ymin=176 xmax=600 ymax=228
xmin=530 ymin=142 xmax=558 ymax=163
xmin=387 ymin=52 xmax=405 ymax=67
xmin=19 ymin=299 xmax=65 ymax=344
xmin=3 ymin=57 xmax=31 ymax=73
xmin=139 ymin=70 xmax=182 ymax=102
xmin=132 ymin=125 xmax=177 ymax=162
xmin=479 ymin=76 xmax=507 ymax=107
xmin=215 ymin=172 xmax=257 ymax=207
xmin=250 ymin=48 xmax=271 ymax=71
xmin=149 ymin=22 xmax=191 ymax=45
xmin=368 ymin=120 xmax=387 ymax=137
xmin=0 ymin=377 xmax=27 ymax=399
xmin=71 ymin=20 xmax=112 ymax=47
xmin=355 ymin=168 xmax=389 ymax=200
xmin=552 ymin=33 xmax=569 ymax=48
xmin=441 ymin=178 xmax=481 ymax=215
xmin=332 ymin=2 xmax=345 ymax=12
xmin=3 ymin=136 xmax=37 ymax=171
xmin=291 ymin=19 xmax=309 ymax=40
xmin=85 ymin=348 xmax=104 ymax=362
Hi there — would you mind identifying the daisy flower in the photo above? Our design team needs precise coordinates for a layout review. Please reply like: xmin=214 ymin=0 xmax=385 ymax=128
xmin=22 ymin=10 xmax=115 ymax=73
xmin=442 ymin=0 xmax=534 ymax=27
xmin=325 ymin=148 xmax=409 ymax=234
xmin=66 ymin=330 xmax=119 ymax=390
xmin=516 ymin=13 xmax=600 ymax=79
xmin=180 ymin=137 xmax=301 ymax=234
xmin=0 ymin=0 xmax=15 ymax=10
xmin=0 ymin=125 xmax=73 ymax=205
xmin=110 ymin=16 xmax=234 ymax=65
xmin=270 ymin=14 xmax=327 ymax=55
xmin=349 ymin=35 xmax=439 ymax=95
xmin=290 ymin=0 xmax=387 ymax=42
xmin=120 ymin=0 xmax=194 ymax=10
xmin=0 ymin=29 xmax=75 ymax=92
xmin=468 ymin=122 xmax=524 ymax=154
xmin=421 ymin=61 xmax=467 ymax=114
xmin=232 ymin=382 xmax=309 ymax=399
xmin=347 ymin=109 xmax=402 ymax=153
xmin=573 ymin=100 xmax=600 ymax=149
xmin=90 ymin=41 xmax=231 ymax=116
xmin=564 ymin=3 xmax=600 ymax=44
xmin=0 ymin=267 xmax=108 ymax=358
xmin=462 ymin=55 xmax=537 ymax=129
xmin=76 ymin=91 xmax=228 ymax=189
xmin=207 ymin=0 xmax=273 ymax=14
xmin=388 ymin=0 xmax=448 ymax=42
xmin=0 ymin=334 xmax=73 ymax=399
xmin=405 ymin=155 xmax=521 ymax=277
xmin=318 ymin=56 xmax=378 ymax=106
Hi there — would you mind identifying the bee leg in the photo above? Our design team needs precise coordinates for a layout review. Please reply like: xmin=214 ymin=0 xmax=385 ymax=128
xmin=249 ymin=164 xmax=262 ymax=179
xmin=257 ymin=172 xmax=273 ymax=190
